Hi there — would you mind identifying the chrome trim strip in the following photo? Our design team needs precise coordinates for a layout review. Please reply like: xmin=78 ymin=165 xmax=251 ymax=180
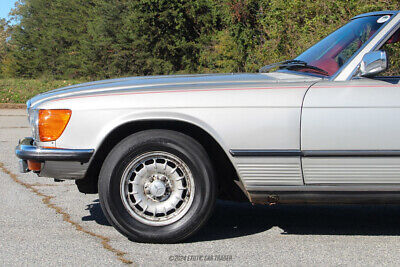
xmin=247 ymin=184 xmax=400 ymax=192
xmin=229 ymin=149 xmax=302 ymax=157
xmin=230 ymin=149 xmax=400 ymax=157
xmin=351 ymin=11 xmax=398 ymax=20
xmin=15 ymin=138 xmax=94 ymax=163
xmin=303 ymin=150 xmax=400 ymax=157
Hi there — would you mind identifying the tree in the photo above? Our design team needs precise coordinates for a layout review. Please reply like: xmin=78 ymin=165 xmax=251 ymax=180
xmin=3 ymin=0 xmax=400 ymax=79
xmin=0 ymin=19 xmax=11 ymax=77
xmin=6 ymin=0 xmax=93 ymax=78
xmin=79 ymin=0 xmax=220 ymax=78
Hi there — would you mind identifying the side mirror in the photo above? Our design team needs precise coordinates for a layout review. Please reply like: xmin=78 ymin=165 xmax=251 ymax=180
xmin=358 ymin=50 xmax=387 ymax=77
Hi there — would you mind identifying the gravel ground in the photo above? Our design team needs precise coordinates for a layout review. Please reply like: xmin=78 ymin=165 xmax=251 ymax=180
xmin=2 ymin=109 xmax=400 ymax=266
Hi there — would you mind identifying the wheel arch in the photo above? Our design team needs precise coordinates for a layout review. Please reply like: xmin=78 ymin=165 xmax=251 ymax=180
xmin=77 ymin=119 xmax=248 ymax=202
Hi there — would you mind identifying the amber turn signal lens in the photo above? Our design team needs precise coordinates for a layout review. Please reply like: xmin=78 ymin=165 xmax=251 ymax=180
xmin=27 ymin=160 xmax=41 ymax=171
xmin=39 ymin=109 xmax=72 ymax=142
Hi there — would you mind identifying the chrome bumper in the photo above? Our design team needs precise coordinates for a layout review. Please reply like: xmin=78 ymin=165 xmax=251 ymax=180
xmin=15 ymin=137 xmax=94 ymax=174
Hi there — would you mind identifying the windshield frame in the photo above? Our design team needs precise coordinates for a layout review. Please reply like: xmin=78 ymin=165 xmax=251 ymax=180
xmin=333 ymin=11 xmax=400 ymax=81
xmin=270 ymin=11 xmax=399 ymax=80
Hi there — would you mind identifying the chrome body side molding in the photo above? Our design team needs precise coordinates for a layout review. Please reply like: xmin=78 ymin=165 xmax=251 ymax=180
xmin=230 ymin=149 xmax=400 ymax=157
xmin=229 ymin=150 xmax=302 ymax=157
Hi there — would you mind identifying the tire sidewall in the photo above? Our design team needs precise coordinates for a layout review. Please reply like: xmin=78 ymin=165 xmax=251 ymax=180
xmin=99 ymin=130 xmax=216 ymax=243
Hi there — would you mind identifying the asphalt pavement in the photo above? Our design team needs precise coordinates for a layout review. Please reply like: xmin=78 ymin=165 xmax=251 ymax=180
xmin=2 ymin=109 xmax=400 ymax=266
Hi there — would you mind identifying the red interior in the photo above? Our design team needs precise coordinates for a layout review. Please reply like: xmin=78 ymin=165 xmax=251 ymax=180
xmin=309 ymin=43 xmax=344 ymax=76
xmin=305 ymin=29 xmax=382 ymax=76
xmin=387 ymin=29 xmax=400 ymax=44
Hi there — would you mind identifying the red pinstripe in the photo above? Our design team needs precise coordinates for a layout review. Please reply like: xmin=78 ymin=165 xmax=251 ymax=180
xmin=49 ymin=83 xmax=400 ymax=102
xmin=50 ymin=85 xmax=308 ymax=102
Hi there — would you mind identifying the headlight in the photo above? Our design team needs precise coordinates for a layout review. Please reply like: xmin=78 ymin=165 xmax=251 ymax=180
xmin=38 ymin=109 xmax=72 ymax=142
xmin=28 ymin=109 xmax=39 ymax=141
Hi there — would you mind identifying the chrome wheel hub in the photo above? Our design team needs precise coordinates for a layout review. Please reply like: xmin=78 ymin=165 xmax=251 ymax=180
xmin=149 ymin=180 xmax=166 ymax=197
xmin=120 ymin=151 xmax=195 ymax=226
xmin=145 ymin=174 xmax=171 ymax=201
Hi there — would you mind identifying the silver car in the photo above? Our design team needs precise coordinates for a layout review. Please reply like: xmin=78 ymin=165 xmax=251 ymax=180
xmin=15 ymin=11 xmax=400 ymax=243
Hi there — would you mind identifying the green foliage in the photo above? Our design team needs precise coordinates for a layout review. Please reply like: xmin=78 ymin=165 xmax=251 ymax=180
xmin=0 ymin=19 xmax=13 ymax=78
xmin=0 ymin=20 xmax=7 ymax=65
xmin=0 ymin=78 xmax=86 ymax=103
xmin=202 ymin=0 xmax=400 ymax=73
xmin=381 ymin=41 xmax=400 ymax=77
xmin=2 ymin=0 xmax=400 ymax=79
xmin=4 ymin=0 xmax=93 ymax=78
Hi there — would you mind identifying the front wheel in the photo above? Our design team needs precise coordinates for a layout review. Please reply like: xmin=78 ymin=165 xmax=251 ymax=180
xmin=98 ymin=129 xmax=217 ymax=243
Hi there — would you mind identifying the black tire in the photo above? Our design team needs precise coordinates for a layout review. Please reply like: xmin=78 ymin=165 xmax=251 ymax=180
xmin=98 ymin=129 xmax=217 ymax=243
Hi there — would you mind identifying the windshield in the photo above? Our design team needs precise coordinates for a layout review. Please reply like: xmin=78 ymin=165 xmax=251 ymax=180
xmin=294 ymin=15 xmax=390 ymax=76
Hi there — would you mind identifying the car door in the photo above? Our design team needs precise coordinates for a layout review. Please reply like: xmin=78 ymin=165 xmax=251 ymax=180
xmin=301 ymin=77 xmax=400 ymax=184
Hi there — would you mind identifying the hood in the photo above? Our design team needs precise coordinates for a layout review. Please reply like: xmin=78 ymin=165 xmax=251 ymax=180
xmin=28 ymin=72 xmax=321 ymax=108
